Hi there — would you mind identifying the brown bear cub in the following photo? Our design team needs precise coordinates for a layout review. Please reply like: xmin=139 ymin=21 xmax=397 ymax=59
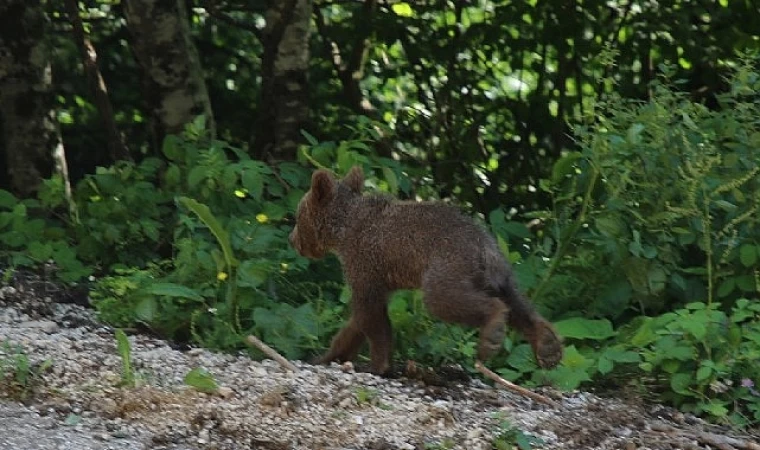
xmin=289 ymin=166 xmax=563 ymax=375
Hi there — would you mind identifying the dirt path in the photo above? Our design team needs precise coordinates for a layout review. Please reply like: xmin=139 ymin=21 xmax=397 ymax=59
xmin=1 ymin=280 xmax=758 ymax=450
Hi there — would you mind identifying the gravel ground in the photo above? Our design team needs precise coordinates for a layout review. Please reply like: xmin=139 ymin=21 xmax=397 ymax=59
xmin=1 ymin=277 xmax=759 ymax=450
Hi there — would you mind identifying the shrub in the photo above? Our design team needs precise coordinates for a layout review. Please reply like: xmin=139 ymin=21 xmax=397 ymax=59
xmin=499 ymin=57 xmax=760 ymax=425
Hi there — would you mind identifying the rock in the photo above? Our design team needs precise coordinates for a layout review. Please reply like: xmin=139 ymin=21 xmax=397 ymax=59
xmin=97 ymin=398 xmax=119 ymax=418
xmin=216 ymin=386 xmax=234 ymax=399
xmin=0 ymin=286 xmax=18 ymax=299
xmin=19 ymin=319 xmax=59 ymax=334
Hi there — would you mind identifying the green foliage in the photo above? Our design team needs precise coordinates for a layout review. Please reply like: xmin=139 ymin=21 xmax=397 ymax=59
xmin=491 ymin=415 xmax=544 ymax=450
xmin=62 ymin=126 xmax=359 ymax=363
xmin=627 ymin=299 xmax=760 ymax=425
xmin=388 ymin=290 xmax=478 ymax=367
xmin=184 ymin=367 xmax=219 ymax=394
xmin=0 ymin=340 xmax=51 ymax=400
xmin=354 ymin=386 xmax=392 ymax=410
xmin=73 ymin=159 xmax=172 ymax=268
xmin=542 ymin=60 xmax=760 ymax=319
xmin=493 ymin=58 xmax=760 ymax=425
xmin=0 ymin=189 xmax=90 ymax=282
xmin=354 ymin=386 xmax=379 ymax=405
xmin=91 ymin=265 xmax=167 ymax=328
xmin=424 ymin=439 xmax=455 ymax=450
xmin=300 ymin=119 xmax=418 ymax=197
xmin=114 ymin=329 xmax=136 ymax=387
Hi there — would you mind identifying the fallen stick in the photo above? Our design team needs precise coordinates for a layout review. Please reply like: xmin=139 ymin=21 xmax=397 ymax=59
xmin=245 ymin=335 xmax=298 ymax=372
xmin=650 ymin=422 xmax=760 ymax=450
xmin=475 ymin=360 xmax=558 ymax=407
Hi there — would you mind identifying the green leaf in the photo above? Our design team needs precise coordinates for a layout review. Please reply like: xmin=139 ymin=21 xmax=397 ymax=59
xmin=300 ymin=130 xmax=319 ymax=146
xmin=179 ymin=197 xmax=238 ymax=270
xmin=0 ymin=212 xmax=12 ymax=229
xmin=237 ymin=260 xmax=269 ymax=288
xmin=597 ymin=356 xmax=613 ymax=375
xmin=736 ymin=275 xmax=756 ymax=292
xmin=115 ymin=329 xmax=135 ymax=387
xmin=391 ymin=2 xmax=414 ymax=17
xmin=515 ymin=432 xmax=538 ymax=450
xmin=496 ymin=235 xmax=510 ymax=260
xmin=626 ymin=123 xmax=645 ymax=144
xmin=134 ymin=297 xmax=157 ymax=322
xmin=696 ymin=365 xmax=712 ymax=382
xmin=187 ymin=166 xmax=207 ymax=189
xmin=544 ymin=366 xmax=591 ymax=391
xmin=589 ymin=280 xmax=632 ymax=319
xmin=739 ymin=244 xmax=757 ymax=267
xmin=713 ymin=200 xmax=736 ymax=211
xmin=717 ymin=278 xmax=736 ymax=298
xmin=253 ymin=307 xmax=280 ymax=332
xmin=184 ymin=367 xmax=219 ymax=394
xmin=551 ymin=151 xmax=582 ymax=184
xmin=679 ymin=320 xmax=706 ymax=341
xmin=699 ymin=401 xmax=728 ymax=418
xmin=164 ymin=164 xmax=181 ymax=187
xmin=661 ymin=344 xmax=694 ymax=361
xmin=144 ymin=282 xmax=204 ymax=302
xmin=242 ymin=169 xmax=265 ymax=200
xmin=661 ymin=359 xmax=681 ymax=374
xmin=27 ymin=241 xmax=52 ymax=261
xmin=496 ymin=368 xmax=521 ymax=381
xmin=336 ymin=146 xmax=356 ymax=172
xmin=0 ymin=190 xmax=17 ymax=209
xmin=560 ymin=345 xmax=594 ymax=370
xmin=594 ymin=215 xmax=624 ymax=237
xmin=670 ymin=373 xmax=692 ymax=395
xmin=64 ymin=413 xmax=82 ymax=426
xmin=647 ymin=265 xmax=667 ymax=294
xmin=506 ymin=344 xmax=538 ymax=372
xmin=381 ymin=167 xmax=398 ymax=194
xmin=553 ymin=318 xmax=616 ymax=340
xmin=502 ymin=221 xmax=531 ymax=239
xmin=162 ymin=135 xmax=181 ymax=161
xmin=601 ymin=347 xmax=640 ymax=363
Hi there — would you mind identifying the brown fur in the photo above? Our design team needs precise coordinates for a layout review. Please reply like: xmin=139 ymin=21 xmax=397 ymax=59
xmin=289 ymin=166 xmax=563 ymax=375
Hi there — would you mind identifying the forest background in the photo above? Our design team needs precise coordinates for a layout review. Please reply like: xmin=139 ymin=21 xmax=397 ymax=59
xmin=1 ymin=0 xmax=760 ymax=428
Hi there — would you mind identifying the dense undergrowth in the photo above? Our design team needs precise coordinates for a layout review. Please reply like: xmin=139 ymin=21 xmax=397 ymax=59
xmin=1 ymin=63 xmax=759 ymax=427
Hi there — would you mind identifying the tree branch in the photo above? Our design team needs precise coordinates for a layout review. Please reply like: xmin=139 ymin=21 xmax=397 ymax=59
xmin=203 ymin=1 xmax=263 ymax=41
xmin=475 ymin=361 xmax=559 ymax=407
xmin=245 ymin=335 xmax=299 ymax=372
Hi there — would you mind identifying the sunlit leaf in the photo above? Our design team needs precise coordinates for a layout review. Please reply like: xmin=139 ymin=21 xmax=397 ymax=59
xmin=391 ymin=2 xmax=414 ymax=17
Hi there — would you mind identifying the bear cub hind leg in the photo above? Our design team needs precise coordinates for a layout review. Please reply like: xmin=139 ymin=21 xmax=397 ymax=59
xmin=422 ymin=279 xmax=510 ymax=362
xmin=477 ymin=301 xmax=509 ymax=361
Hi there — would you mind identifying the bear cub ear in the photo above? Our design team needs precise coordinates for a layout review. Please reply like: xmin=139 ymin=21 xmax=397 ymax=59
xmin=342 ymin=165 xmax=364 ymax=193
xmin=311 ymin=169 xmax=336 ymax=205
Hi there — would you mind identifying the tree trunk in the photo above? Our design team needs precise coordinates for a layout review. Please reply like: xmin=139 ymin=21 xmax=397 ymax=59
xmin=252 ymin=0 xmax=312 ymax=162
xmin=0 ymin=0 xmax=60 ymax=197
xmin=122 ymin=0 xmax=215 ymax=151
xmin=64 ymin=0 xmax=131 ymax=163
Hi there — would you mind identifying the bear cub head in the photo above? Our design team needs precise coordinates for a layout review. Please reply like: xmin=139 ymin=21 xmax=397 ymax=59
xmin=289 ymin=166 xmax=364 ymax=259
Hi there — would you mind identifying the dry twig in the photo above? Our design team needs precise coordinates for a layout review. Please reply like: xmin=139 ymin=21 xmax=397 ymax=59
xmin=245 ymin=335 xmax=298 ymax=372
xmin=475 ymin=361 xmax=559 ymax=407
xmin=650 ymin=422 xmax=760 ymax=450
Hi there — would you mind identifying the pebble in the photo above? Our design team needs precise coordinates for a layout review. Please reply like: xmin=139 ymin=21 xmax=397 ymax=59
xmin=0 ymin=280 xmax=750 ymax=450
xmin=19 ymin=319 xmax=59 ymax=333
